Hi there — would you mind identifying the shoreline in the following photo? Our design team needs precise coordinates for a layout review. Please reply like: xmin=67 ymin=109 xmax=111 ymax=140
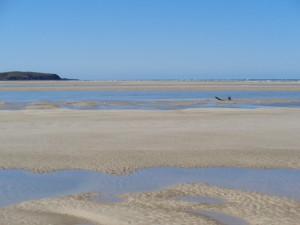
xmin=2 ymin=99 xmax=300 ymax=111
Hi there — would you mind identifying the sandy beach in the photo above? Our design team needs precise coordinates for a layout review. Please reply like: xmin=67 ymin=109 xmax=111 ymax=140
xmin=3 ymin=0 xmax=300 ymax=223
xmin=1 ymin=183 xmax=300 ymax=225
xmin=1 ymin=80 xmax=300 ymax=91
xmin=0 ymin=108 xmax=300 ymax=173
xmin=1 ymin=97 xmax=300 ymax=224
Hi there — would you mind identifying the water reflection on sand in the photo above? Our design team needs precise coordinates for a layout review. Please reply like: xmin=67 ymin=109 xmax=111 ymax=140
xmin=1 ymin=167 xmax=300 ymax=208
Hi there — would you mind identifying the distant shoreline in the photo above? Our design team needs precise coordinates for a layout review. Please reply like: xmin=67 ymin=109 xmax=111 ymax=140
xmin=1 ymin=71 xmax=299 ymax=83
xmin=83 ymin=79 xmax=300 ymax=82
xmin=0 ymin=80 xmax=300 ymax=92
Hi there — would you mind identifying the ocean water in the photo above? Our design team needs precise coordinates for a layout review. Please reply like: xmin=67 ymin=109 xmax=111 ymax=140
xmin=1 ymin=90 xmax=300 ymax=109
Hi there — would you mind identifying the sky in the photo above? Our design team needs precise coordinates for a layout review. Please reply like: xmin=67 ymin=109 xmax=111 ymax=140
xmin=0 ymin=0 xmax=300 ymax=80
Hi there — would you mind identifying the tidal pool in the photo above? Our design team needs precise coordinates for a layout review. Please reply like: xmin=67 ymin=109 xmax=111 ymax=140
xmin=0 ymin=168 xmax=300 ymax=208
xmin=1 ymin=90 xmax=300 ymax=109
xmin=190 ymin=210 xmax=249 ymax=225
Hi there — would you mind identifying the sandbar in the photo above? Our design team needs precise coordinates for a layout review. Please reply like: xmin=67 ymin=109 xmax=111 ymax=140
xmin=0 ymin=108 xmax=300 ymax=173
xmin=1 ymin=80 xmax=300 ymax=91
xmin=1 ymin=184 xmax=299 ymax=225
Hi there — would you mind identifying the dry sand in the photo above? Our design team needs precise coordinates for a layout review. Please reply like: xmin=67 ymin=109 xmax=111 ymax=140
xmin=1 ymin=80 xmax=300 ymax=91
xmin=0 ymin=108 xmax=300 ymax=173
xmin=1 ymin=183 xmax=300 ymax=225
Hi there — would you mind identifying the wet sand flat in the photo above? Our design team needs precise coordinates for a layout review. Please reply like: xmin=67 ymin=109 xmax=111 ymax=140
xmin=1 ymin=107 xmax=300 ymax=225
xmin=1 ymin=183 xmax=300 ymax=225
xmin=0 ymin=108 xmax=300 ymax=173
xmin=1 ymin=80 xmax=300 ymax=91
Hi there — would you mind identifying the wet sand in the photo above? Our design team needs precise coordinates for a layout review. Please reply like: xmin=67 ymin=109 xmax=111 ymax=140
xmin=2 ymin=98 xmax=300 ymax=110
xmin=1 ymin=102 xmax=300 ymax=224
xmin=2 ymin=168 xmax=300 ymax=208
xmin=1 ymin=80 xmax=300 ymax=91
xmin=0 ymin=108 xmax=300 ymax=173
xmin=1 ymin=184 xmax=300 ymax=225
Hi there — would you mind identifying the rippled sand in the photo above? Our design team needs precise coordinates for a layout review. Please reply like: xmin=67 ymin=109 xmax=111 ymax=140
xmin=1 ymin=184 xmax=299 ymax=225
xmin=1 ymin=98 xmax=300 ymax=224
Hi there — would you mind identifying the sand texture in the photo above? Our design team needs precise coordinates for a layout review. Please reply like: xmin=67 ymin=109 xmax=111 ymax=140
xmin=0 ymin=108 xmax=300 ymax=173
xmin=1 ymin=184 xmax=300 ymax=225
xmin=1 ymin=80 xmax=300 ymax=91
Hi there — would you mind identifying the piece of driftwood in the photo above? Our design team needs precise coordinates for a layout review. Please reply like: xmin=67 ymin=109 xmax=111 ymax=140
xmin=215 ymin=96 xmax=225 ymax=101
xmin=215 ymin=96 xmax=232 ymax=101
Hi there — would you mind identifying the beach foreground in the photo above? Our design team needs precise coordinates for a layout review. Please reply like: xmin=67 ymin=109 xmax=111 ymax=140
xmin=1 ymin=183 xmax=300 ymax=225
xmin=0 ymin=109 xmax=300 ymax=174
xmin=0 ymin=108 xmax=300 ymax=173
xmin=1 ymin=108 xmax=300 ymax=225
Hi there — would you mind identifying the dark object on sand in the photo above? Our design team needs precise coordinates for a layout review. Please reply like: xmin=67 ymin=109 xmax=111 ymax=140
xmin=215 ymin=96 xmax=225 ymax=101
xmin=215 ymin=96 xmax=232 ymax=101
xmin=0 ymin=71 xmax=62 ymax=81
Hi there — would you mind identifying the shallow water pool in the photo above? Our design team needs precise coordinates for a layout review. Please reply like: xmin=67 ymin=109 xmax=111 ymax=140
xmin=1 ymin=167 xmax=300 ymax=207
xmin=1 ymin=90 xmax=300 ymax=109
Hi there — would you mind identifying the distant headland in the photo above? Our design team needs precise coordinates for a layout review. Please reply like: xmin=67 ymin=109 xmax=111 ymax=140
xmin=0 ymin=71 xmax=74 ymax=81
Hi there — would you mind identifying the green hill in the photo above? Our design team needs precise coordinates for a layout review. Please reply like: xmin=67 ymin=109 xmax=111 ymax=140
xmin=0 ymin=71 xmax=63 ymax=80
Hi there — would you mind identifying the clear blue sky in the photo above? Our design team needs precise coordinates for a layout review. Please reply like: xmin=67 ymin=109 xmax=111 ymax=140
xmin=1 ymin=0 xmax=300 ymax=80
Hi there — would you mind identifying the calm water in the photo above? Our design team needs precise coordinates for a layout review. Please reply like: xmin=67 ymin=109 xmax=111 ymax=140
xmin=1 ymin=90 xmax=300 ymax=102
xmin=1 ymin=168 xmax=300 ymax=208
xmin=191 ymin=210 xmax=249 ymax=225
xmin=1 ymin=90 xmax=300 ymax=109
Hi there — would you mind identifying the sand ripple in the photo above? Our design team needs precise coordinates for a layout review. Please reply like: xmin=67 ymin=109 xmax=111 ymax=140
xmin=1 ymin=184 xmax=299 ymax=225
